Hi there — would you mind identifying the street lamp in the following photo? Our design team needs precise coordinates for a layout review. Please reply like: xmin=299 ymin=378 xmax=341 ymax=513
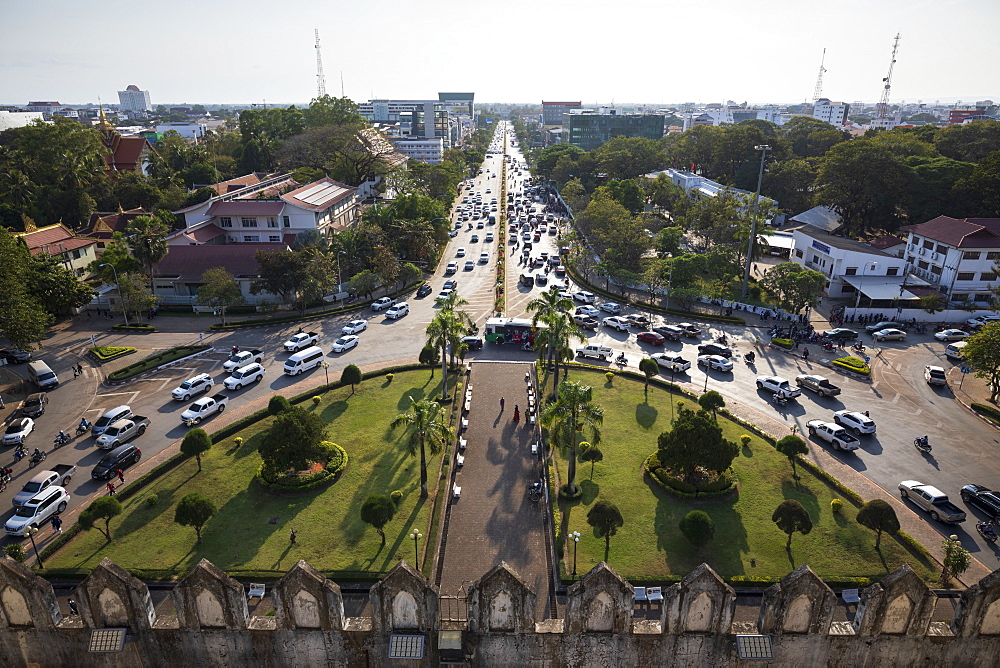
xmin=570 ymin=530 xmax=581 ymax=576
xmin=99 ymin=263 xmax=130 ymax=326
xmin=665 ymin=253 xmax=674 ymax=310
xmin=337 ymin=251 xmax=347 ymax=294
xmin=25 ymin=526 xmax=43 ymax=568
xmin=740 ymin=145 xmax=770 ymax=301
xmin=409 ymin=529 xmax=423 ymax=569
xmin=855 ymin=262 xmax=879 ymax=309
xmin=321 ymin=361 xmax=330 ymax=391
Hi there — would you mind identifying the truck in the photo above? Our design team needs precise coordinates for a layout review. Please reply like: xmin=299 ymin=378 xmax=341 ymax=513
xmin=755 ymin=376 xmax=801 ymax=399
xmin=223 ymin=349 xmax=263 ymax=372
xmin=575 ymin=344 xmax=613 ymax=361
xmin=181 ymin=394 xmax=229 ymax=426
xmin=899 ymin=480 xmax=967 ymax=524
xmin=806 ymin=421 xmax=860 ymax=452
xmin=95 ymin=416 xmax=150 ymax=450
xmin=283 ymin=332 xmax=319 ymax=353
xmin=795 ymin=375 xmax=842 ymax=397
xmin=573 ymin=314 xmax=598 ymax=331
xmin=371 ymin=297 xmax=397 ymax=311
xmin=12 ymin=465 xmax=76 ymax=507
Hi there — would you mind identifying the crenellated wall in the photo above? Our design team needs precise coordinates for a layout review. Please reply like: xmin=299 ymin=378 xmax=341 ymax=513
xmin=1 ymin=556 xmax=999 ymax=667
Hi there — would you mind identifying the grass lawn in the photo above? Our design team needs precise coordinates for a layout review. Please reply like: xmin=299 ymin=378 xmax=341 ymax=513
xmin=552 ymin=368 xmax=937 ymax=583
xmin=46 ymin=369 xmax=455 ymax=578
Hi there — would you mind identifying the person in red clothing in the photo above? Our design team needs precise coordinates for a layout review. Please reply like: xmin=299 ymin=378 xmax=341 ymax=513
xmin=513 ymin=405 xmax=520 ymax=422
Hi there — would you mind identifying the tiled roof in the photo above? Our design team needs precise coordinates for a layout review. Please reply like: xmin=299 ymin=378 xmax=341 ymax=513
xmin=103 ymin=136 xmax=152 ymax=172
xmin=205 ymin=201 xmax=285 ymax=216
xmin=281 ymin=177 xmax=357 ymax=212
xmin=187 ymin=224 xmax=226 ymax=243
xmin=84 ymin=209 xmax=147 ymax=238
xmin=17 ymin=224 xmax=96 ymax=255
xmin=868 ymin=234 xmax=905 ymax=250
xmin=900 ymin=216 xmax=1000 ymax=248
xmin=156 ymin=243 xmax=286 ymax=281
xmin=205 ymin=173 xmax=269 ymax=196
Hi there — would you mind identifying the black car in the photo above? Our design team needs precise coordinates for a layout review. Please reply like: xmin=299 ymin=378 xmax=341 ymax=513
xmin=416 ymin=284 xmax=432 ymax=297
xmin=21 ymin=393 xmax=48 ymax=418
xmin=461 ymin=336 xmax=484 ymax=351
xmin=961 ymin=484 xmax=1000 ymax=521
xmin=824 ymin=328 xmax=859 ymax=341
xmin=697 ymin=343 xmax=733 ymax=358
xmin=91 ymin=443 xmax=142 ymax=480
xmin=443 ymin=279 xmax=458 ymax=291
xmin=0 ymin=348 xmax=31 ymax=364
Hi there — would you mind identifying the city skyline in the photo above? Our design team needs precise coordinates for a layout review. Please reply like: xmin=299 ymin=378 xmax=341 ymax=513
xmin=1 ymin=0 xmax=996 ymax=107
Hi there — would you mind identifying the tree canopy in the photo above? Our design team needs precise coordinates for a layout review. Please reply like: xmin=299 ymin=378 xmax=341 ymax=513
xmin=856 ymin=499 xmax=900 ymax=549
xmin=259 ymin=406 xmax=329 ymax=473
xmin=174 ymin=492 xmax=217 ymax=543
xmin=657 ymin=403 xmax=739 ymax=478
xmin=360 ymin=494 xmax=396 ymax=545
xmin=587 ymin=499 xmax=624 ymax=552
xmin=772 ymin=499 xmax=812 ymax=549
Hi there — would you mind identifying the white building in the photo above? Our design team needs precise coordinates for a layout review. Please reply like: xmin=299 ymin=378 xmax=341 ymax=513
xmin=118 ymin=85 xmax=152 ymax=112
xmin=156 ymin=122 xmax=206 ymax=139
xmin=0 ymin=111 xmax=44 ymax=130
xmin=900 ymin=216 xmax=1000 ymax=305
xmin=648 ymin=169 xmax=778 ymax=218
xmin=790 ymin=224 xmax=911 ymax=299
xmin=680 ymin=107 xmax=785 ymax=130
xmin=389 ymin=137 xmax=444 ymax=164
xmin=812 ymin=98 xmax=850 ymax=126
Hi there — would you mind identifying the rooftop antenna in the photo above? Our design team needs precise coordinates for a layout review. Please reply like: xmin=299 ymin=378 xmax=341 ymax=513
xmin=315 ymin=28 xmax=327 ymax=98
xmin=876 ymin=33 xmax=901 ymax=122
xmin=340 ymin=71 xmax=345 ymax=98
xmin=812 ymin=48 xmax=827 ymax=102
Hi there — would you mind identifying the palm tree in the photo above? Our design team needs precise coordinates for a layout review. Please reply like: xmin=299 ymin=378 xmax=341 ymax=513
xmin=426 ymin=292 xmax=474 ymax=401
xmin=126 ymin=214 xmax=170 ymax=288
xmin=391 ymin=397 xmax=453 ymax=497
xmin=540 ymin=381 xmax=604 ymax=495
xmin=526 ymin=290 xmax=581 ymax=395
xmin=545 ymin=316 xmax=586 ymax=398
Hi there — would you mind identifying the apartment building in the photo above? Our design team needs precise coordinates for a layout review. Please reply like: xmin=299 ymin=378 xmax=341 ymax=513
xmin=900 ymin=216 xmax=1000 ymax=305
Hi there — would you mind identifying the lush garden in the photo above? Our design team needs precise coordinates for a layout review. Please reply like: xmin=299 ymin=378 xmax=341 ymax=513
xmin=45 ymin=369 xmax=453 ymax=578
xmin=551 ymin=368 xmax=936 ymax=584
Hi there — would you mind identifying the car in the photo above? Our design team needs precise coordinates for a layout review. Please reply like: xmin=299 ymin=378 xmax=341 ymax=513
xmin=91 ymin=443 xmax=141 ymax=480
xmin=0 ymin=348 xmax=31 ymax=364
xmin=2 ymin=418 xmax=34 ymax=445
xmin=697 ymin=343 xmax=733 ymax=358
xmin=20 ymin=393 xmax=48 ymax=418
xmin=823 ymin=328 xmax=859 ymax=341
xmin=925 ymin=365 xmax=948 ymax=386
xmin=456 ymin=247 xmax=466 ymax=257
xmin=224 ymin=362 xmax=265 ymax=390
xmin=416 ymin=284 xmax=433 ymax=297
xmin=833 ymin=410 xmax=876 ymax=435
xmin=331 ymin=336 xmax=359 ymax=353
xmin=873 ymin=328 xmax=907 ymax=342
xmin=636 ymin=331 xmax=666 ymax=345
xmin=698 ymin=355 xmax=734 ymax=372
xmin=934 ymin=329 xmax=968 ymax=342
xmin=968 ymin=315 xmax=1000 ymax=327
xmin=464 ymin=261 xmax=475 ymax=271
xmin=485 ymin=232 xmax=494 ymax=242
xmin=371 ymin=297 xmax=396 ymax=311
xmin=795 ymin=374 xmax=842 ymax=397
xmin=573 ymin=291 xmax=596 ymax=304
xmin=436 ymin=290 xmax=455 ymax=302
xmin=471 ymin=234 xmax=479 ymax=242
xmin=443 ymin=279 xmax=458 ymax=290
xmin=171 ymin=373 xmax=214 ymax=401
xmin=865 ymin=320 xmax=903 ymax=333
xmin=385 ymin=303 xmax=409 ymax=319
xmin=341 ymin=319 xmax=368 ymax=335
xmin=448 ymin=230 xmax=458 ymax=238
xmin=460 ymin=336 xmax=484 ymax=351
xmin=599 ymin=302 xmax=623 ymax=314
xmin=649 ymin=353 xmax=691 ymax=372
xmin=756 ymin=375 xmax=801 ymax=398
xmin=960 ymin=484 xmax=1000 ymax=521
xmin=652 ymin=325 xmax=684 ymax=341
xmin=599 ymin=316 xmax=627 ymax=332
xmin=445 ymin=262 xmax=458 ymax=274
xmin=5 ymin=486 xmax=70 ymax=536
xmin=555 ymin=265 xmax=567 ymax=277
xmin=479 ymin=253 xmax=490 ymax=264
xmin=677 ymin=323 xmax=702 ymax=337
xmin=624 ymin=314 xmax=650 ymax=328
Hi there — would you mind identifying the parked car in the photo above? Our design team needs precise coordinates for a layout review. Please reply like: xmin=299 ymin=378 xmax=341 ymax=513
xmin=649 ymin=353 xmax=691 ymax=372
xmin=20 ymin=393 xmax=48 ymax=418
xmin=636 ymin=331 xmax=666 ymax=346
xmin=961 ymin=484 xmax=1000 ymax=521
xmin=371 ymin=297 xmax=397 ymax=311
xmin=652 ymin=325 xmax=684 ymax=341
xmin=385 ymin=303 xmax=410 ymax=319
xmin=795 ymin=374 xmax=842 ymax=397
xmin=697 ymin=343 xmax=733 ymax=358
xmin=416 ymin=284 xmax=433 ymax=297
xmin=0 ymin=348 xmax=31 ymax=364
xmin=575 ymin=305 xmax=600 ymax=318
xmin=599 ymin=302 xmax=623 ymax=314
xmin=934 ymin=329 xmax=968 ymax=342
xmin=967 ymin=315 xmax=1000 ymax=327
xmin=624 ymin=314 xmax=650 ymax=328
xmin=823 ymin=328 xmax=859 ymax=341
xmin=341 ymin=320 xmax=368 ymax=335
xmin=576 ymin=345 xmax=614 ymax=361
xmin=865 ymin=320 xmax=903 ymax=333
xmin=331 ymin=336 xmax=359 ymax=353
xmin=91 ymin=443 xmax=142 ymax=481
xmin=677 ymin=323 xmax=702 ymax=337
xmin=873 ymin=328 xmax=907 ymax=342
xmin=924 ymin=365 xmax=948 ymax=386
xmin=833 ymin=410 xmax=876 ymax=435
xmin=697 ymin=355 xmax=733 ymax=372
xmin=602 ymin=316 xmax=630 ymax=332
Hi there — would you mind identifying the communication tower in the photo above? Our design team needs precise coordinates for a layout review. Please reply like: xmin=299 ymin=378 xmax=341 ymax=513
xmin=315 ymin=29 xmax=327 ymax=98
xmin=813 ymin=48 xmax=827 ymax=102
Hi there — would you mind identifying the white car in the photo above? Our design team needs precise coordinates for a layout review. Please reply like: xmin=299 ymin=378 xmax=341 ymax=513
xmin=650 ymin=353 xmax=691 ymax=372
xmin=575 ymin=305 xmax=600 ymax=318
xmin=2 ymin=418 xmax=34 ymax=445
xmin=456 ymin=247 xmax=466 ymax=257
xmin=599 ymin=302 xmax=623 ymax=314
xmin=371 ymin=297 xmax=396 ymax=311
xmin=573 ymin=291 xmax=596 ymax=304
xmin=697 ymin=355 xmax=734 ymax=372
xmin=224 ymin=362 xmax=265 ymax=390
xmin=924 ymin=365 xmax=948 ymax=386
xmin=331 ymin=336 xmax=359 ymax=353
xmin=479 ymin=253 xmax=490 ymax=264
xmin=873 ymin=328 xmax=907 ymax=342
xmin=602 ymin=316 xmax=630 ymax=332
xmin=833 ymin=409 xmax=877 ymax=434
xmin=934 ymin=329 xmax=968 ymax=342
xmin=171 ymin=373 xmax=214 ymax=401
xmin=385 ymin=303 xmax=410 ymax=319
xmin=968 ymin=315 xmax=1000 ymax=327
xmin=446 ymin=262 xmax=458 ymax=274
xmin=485 ymin=232 xmax=494 ymax=242
xmin=756 ymin=376 xmax=801 ymax=398
xmin=341 ymin=320 xmax=367 ymax=335
xmin=464 ymin=261 xmax=475 ymax=271
xmin=436 ymin=289 xmax=454 ymax=302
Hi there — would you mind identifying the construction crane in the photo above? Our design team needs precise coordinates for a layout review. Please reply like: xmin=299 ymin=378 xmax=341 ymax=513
xmin=315 ymin=28 xmax=327 ymax=98
xmin=813 ymin=48 xmax=827 ymax=102
xmin=876 ymin=33 xmax=901 ymax=122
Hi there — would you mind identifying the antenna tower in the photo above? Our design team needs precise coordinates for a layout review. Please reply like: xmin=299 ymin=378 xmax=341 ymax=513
xmin=314 ymin=28 xmax=327 ymax=98
xmin=876 ymin=33 xmax=901 ymax=121
xmin=812 ymin=48 xmax=827 ymax=102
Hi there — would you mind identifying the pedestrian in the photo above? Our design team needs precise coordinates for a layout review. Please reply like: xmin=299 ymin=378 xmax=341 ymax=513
xmin=67 ymin=598 xmax=79 ymax=616
xmin=803 ymin=347 xmax=809 ymax=361
xmin=513 ymin=405 xmax=520 ymax=422
xmin=106 ymin=481 xmax=116 ymax=496
xmin=51 ymin=514 xmax=62 ymax=533
xmin=290 ymin=529 xmax=297 ymax=544
xmin=76 ymin=363 xmax=83 ymax=376
xmin=500 ymin=397 xmax=505 ymax=412
xmin=117 ymin=469 xmax=125 ymax=485
xmin=73 ymin=367 xmax=79 ymax=378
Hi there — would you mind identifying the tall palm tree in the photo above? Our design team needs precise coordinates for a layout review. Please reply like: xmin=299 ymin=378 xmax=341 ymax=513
xmin=540 ymin=381 xmax=604 ymax=495
xmin=126 ymin=214 xmax=170 ymax=288
xmin=426 ymin=291 xmax=474 ymax=401
xmin=391 ymin=397 xmax=453 ymax=497
xmin=526 ymin=290 xmax=576 ymax=389
xmin=545 ymin=316 xmax=586 ymax=398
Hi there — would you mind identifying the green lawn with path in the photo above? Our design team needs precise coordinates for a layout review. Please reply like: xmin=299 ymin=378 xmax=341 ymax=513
xmin=46 ymin=369 xmax=454 ymax=578
xmin=553 ymin=368 xmax=936 ymax=584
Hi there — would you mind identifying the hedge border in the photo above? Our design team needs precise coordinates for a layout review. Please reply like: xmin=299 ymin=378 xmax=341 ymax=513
xmin=643 ymin=454 xmax=738 ymax=499
xmin=111 ymin=324 xmax=155 ymax=333
xmin=88 ymin=346 xmax=137 ymax=363
xmin=831 ymin=356 xmax=871 ymax=376
xmin=972 ymin=402 xmax=1000 ymax=427
xmin=107 ymin=345 xmax=212 ymax=381
xmin=255 ymin=442 xmax=349 ymax=493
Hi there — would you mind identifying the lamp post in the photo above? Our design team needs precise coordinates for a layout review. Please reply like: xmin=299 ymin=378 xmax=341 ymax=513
xmin=99 ymin=263 xmax=129 ymax=326
xmin=570 ymin=531 xmax=581 ymax=576
xmin=409 ymin=529 xmax=423 ymax=569
xmin=25 ymin=526 xmax=43 ymax=568
xmin=321 ymin=362 xmax=330 ymax=391
xmin=854 ymin=262 xmax=879 ymax=310
xmin=740 ymin=145 xmax=770 ymax=302
xmin=337 ymin=251 xmax=347 ymax=294
xmin=665 ymin=253 xmax=674 ymax=310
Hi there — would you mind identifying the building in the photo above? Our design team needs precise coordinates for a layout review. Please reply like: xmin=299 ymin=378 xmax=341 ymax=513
xmin=0 ymin=110 xmax=44 ymax=130
xmin=155 ymin=121 xmax=207 ymax=140
xmin=117 ymin=84 xmax=152 ymax=112
xmin=680 ymin=108 xmax=784 ymax=130
xmin=542 ymin=101 xmax=581 ymax=125
xmin=437 ymin=92 xmax=474 ymax=118
xmin=813 ymin=98 xmax=850 ymax=126
xmin=81 ymin=208 xmax=150 ymax=255
xmin=359 ymin=99 xmax=455 ymax=148
xmin=949 ymin=106 xmax=992 ymax=124
xmin=562 ymin=111 xmax=664 ymax=151
xmin=152 ymin=243 xmax=286 ymax=303
xmin=388 ymin=137 xmax=444 ymax=164
xmin=648 ymin=169 xmax=778 ymax=218
xmin=15 ymin=223 xmax=98 ymax=277
xmin=96 ymin=108 xmax=155 ymax=176
xmin=899 ymin=216 xmax=1000 ymax=305
xmin=25 ymin=101 xmax=65 ymax=117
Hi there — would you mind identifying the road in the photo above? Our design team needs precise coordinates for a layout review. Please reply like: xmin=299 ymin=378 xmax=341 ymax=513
xmin=1 ymin=120 xmax=998 ymax=570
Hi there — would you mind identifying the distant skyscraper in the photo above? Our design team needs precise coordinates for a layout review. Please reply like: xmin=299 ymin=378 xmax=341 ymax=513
xmin=118 ymin=85 xmax=152 ymax=112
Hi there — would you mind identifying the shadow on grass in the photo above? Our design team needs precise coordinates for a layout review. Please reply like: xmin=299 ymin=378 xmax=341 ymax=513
xmin=579 ymin=479 xmax=600 ymax=505
xmin=741 ymin=444 xmax=754 ymax=458
xmin=635 ymin=403 xmax=658 ymax=430
xmin=320 ymin=399 xmax=350 ymax=423
xmin=782 ymin=479 xmax=820 ymax=519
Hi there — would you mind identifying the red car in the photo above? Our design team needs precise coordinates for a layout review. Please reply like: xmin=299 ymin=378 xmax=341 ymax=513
xmin=636 ymin=331 xmax=666 ymax=346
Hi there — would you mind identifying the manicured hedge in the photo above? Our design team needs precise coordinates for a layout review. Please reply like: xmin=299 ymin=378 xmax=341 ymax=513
xmin=644 ymin=454 xmax=738 ymax=498
xmin=111 ymin=323 xmax=155 ymax=332
xmin=972 ymin=403 xmax=1000 ymax=425
xmin=89 ymin=346 xmax=136 ymax=361
xmin=256 ymin=442 xmax=349 ymax=492
xmin=108 ymin=344 xmax=211 ymax=381
xmin=831 ymin=355 xmax=871 ymax=376
xmin=771 ymin=338 xmax=794 ymax=349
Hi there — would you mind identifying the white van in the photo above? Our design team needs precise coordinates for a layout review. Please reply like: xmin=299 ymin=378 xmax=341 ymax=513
xmin=945 ymin=341 xmax=968 ymax=360
xmin=283 ymin=346 xmax=325 ymax=376
xmin=27 ymin=361 xmax=59 ymax=390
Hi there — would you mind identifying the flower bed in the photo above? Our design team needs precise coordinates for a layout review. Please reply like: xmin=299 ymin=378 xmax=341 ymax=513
xmin=644 ymin=453 xmax=738 ymax=498
xmin=770 ymin=337 xmax=794 ymax=350
xmin=831 ymin=355 xmax=871 ymax=376
xmin=108 ymin=345 xmax=211 ymax=381
xmin=256 ymin=441 xmax=348 ymax=492
xmin=89 ymin=346 xmax=136 ymax=362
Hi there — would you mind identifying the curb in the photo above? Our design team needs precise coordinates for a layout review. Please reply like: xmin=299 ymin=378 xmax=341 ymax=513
xmin=103 ymin=347 xmax=216 ymax=387
xmin=766 ymin=343 xmax=873 ymax=384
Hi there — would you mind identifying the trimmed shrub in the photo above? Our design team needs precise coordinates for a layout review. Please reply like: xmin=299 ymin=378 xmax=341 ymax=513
xmin=386 ymin=373 xmax=395 ymax=383
xmin=146 ymin=494 xmax=158 ymax=508
xmin=89 ymin=346 xmax=136 ymax=361
xmin=111 ymin=323 xmax=156 ymax=332
xmin=605 ymin=371 xmax=615 ymax=383
xmin=831 ymin=498 xmax=843 ymax=513
xmin=3 ymin=544 xmax=26 ymax=563
xmin=831 ymin=356 xmax=871 ymax=375
xmin=771 ymin=338 xmax=794 ymax=349
xmin=256 ymin=441 xmax=348 ymax=492
xmin=312 ymin=396 xmax=322 ymax=405
xmin=268 ymin=395 xmax=291 ymax=415
xmin=390 ymin=490 xmax=404 ymax=505
xmin=972 ymin=403 xmax=1000 ymax=424
xmin=679 ymin=511 xmax=715 ymax=546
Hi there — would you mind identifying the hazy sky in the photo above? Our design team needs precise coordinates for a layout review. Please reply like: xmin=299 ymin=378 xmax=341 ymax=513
xmin=2 ymin=0 xmax=996 ymax=107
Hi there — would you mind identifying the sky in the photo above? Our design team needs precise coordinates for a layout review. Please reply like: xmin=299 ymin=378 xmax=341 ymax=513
xmin=1 ymin=0 xmax=997 ymax=107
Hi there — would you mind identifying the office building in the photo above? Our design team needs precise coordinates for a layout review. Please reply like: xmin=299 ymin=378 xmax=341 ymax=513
xmin=562 ymin=111 xmax=664 ymax=151
xmin=118 ymin=85 xmax=152 ymax=112
xmin=542 ymin=101 xmax=581 ymax=125
xmin=813 ymin=98 xmax=850 ymax=126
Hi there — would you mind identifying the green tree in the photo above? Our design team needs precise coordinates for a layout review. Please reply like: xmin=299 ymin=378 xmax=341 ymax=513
xmin=772 ymin=499 xmax=812 ymax=550
xmin=580 ymin=445 xmax=604 ymax=479
xmin=591 ymin=136 xmax=666 ymax=180
xmin=125 ymin=214 xmax=171 ymax=284
xmin=341 ymin=364 xmax=362 ymax=394
xmin=0 ymin=228 xmax=53 ymax=348
xmin=426 ymin=293 xmax=474 ymax=400
xmin=259 ymin=406 xmax=328 ymax=473
xmin=760 ymin=263 xmax=826 ymax=314
xmin=3 ymin=544 xmax=26 ymax=563
xmin=180 ymin=428 xmax=212 ymax=472
xmin=250 ymin=249 xmax=312 ymax=310
xmin=963 ymin=322 xmax=1000 ymax=402
xmin=28 ymin=254 xmax=95 ymax=315
xmin=195 ymin=266 xmax=242 ymax=324
xmin=360 ymin=494 xmax=396 ymax=546
xmin=78 ymin=497 xmax=123 ymax=542
xmin=934 ymin=120 xmax=1000 ymax=163
xmin=540 ymin=381 xmax=604 ymax=495
xmin=781 ymin=116 xmax=849 ymax=158
xmin=87 ymin=234 xmax=142 ymax=283
xmin=698 ymin=390 xmax=726 ymax=419
xmin=303 ymin=95 xmax=365 ymax=129
xmin=587 ymin=500 xmax=624 ymax=555
xmin=941 ymin=536 xmax=973 ymax=585
xmin=268 ymin=394 xmax=291 ymax=415
xmin=679 ymin=510 xmax=715 ymax=547
xmin=116 ymin=271 xmax=157 ymax=322
xmin=418 ymin=345 xmax=439 ymax=367
xmin=775 ymin=435 xmax=809 ymax=479
xmin=391 ymin=397 xmax=453 ymax=497
xmin=956 ymin=151 xmax=1000 ymax=217
xmin=638 ymin=357 xmax=659 ymax=397
xmin=605 ymin=179 xmax=645 ymax=213
xmin=347 ymin=269 xmax=381 ymax=300
xmin=174 ymin=492 xmax=217 ymax=543
xmin=655 ymin=226 xmax=685 ymax=256
xmin=856 ymin=499 xmax=900 ymax=549
xmin=657 ymin=403 xmax=738 ymax=478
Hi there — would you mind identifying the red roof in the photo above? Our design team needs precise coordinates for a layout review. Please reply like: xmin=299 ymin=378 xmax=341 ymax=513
xmin=84 ymin=209 xmax=148 ymax=239
xmin=206 ymin=173 xmax=268 ymax=196
xmin=868 ymin=234 xmax=905 ymax=250
xmin=205 ymin=201 xmax=285 ymax=216
xmin=18 ymin=224 xmax=96 ymax=256
xmin=901 ymin=216 xmax=1000 ymax=249
xmin=156 ymin=243 xmax=286 ymax=281
xmin=102 ymin=135 xmax=153 ymax=173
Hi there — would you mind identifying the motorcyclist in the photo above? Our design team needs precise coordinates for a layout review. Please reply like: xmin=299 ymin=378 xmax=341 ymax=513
xmin=30 ymin=448 xmax=43 ymax=462
xmin=745 ymin=351 xmax=755 ymax=364
xmin=981 ymin=521 xmax=997 ymax=538
xmin=78 ymin=418 xmax=90 ymax=432
xmin=56 ymin=430 xmax=69 ymax=443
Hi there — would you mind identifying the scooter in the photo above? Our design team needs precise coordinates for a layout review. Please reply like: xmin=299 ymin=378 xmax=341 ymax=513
xmin=914 ymin=435 xmax=932 ymax=453
xmin=12 ymin=447 xmax=25 ymax=464
xmin=772 ymin=392 xmax=789 ymax=407
xmin=716 ymin=334 xmax=728 ymax=344
xmin=852 ymin=343 xmax=866 ymax=353
xmin=614 ymin=354 xmax=628 ymax=367
xmin=76 ymin=420 xmax=90 ymax=435
xmin=744 ymin=352 xmax=755 ymax=365
xmin=978 ymin=522 xmax=999 ymax=543
xmin=28 ymin=450 xmax=46 ymax=468
xmin=54 ymin=432 xmax=71 ymax=447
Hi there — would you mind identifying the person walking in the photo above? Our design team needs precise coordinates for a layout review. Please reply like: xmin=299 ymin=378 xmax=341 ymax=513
xmin=76 ymin=363 xmax=83 ymax=376
xmin=802 ymin=347 xmax=810 ymax=361
xmin=106 ymin=481 xmax=116 ymax=496
xmin=513 ymin=405 xmax=520 ymax=422
xmin=73 ymin=367 xmax=79 ymax=378
xmin=500 ymin=397 xmax=505 ymax=412
xmin=51 ymin=514 xmax=62 ymax=534
xmin=67 ymin=598 xmax=79 ymax=616
xmin=117 ymin=469 xmax=125 ymax=485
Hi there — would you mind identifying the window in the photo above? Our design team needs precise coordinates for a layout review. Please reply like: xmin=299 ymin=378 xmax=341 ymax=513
xmin=269 ymin=235 xmax=280 ymax=242
xmin=267 ymin=218 xmax=278 ymax=228
xmin=241 ymin=217 xmax=257 ymax=228
xmin=845 ymin=267 xmax=858 ymax=276
xmin=283 ymin=216 xmax=291 ymax=227
xmin=918 ymin=260 xmax=929 ymax=269
xmin=795 ymin=249 xmax=803 ymax=258
xmin=930 ymin=265 xmax=943 ymax=275
xmin=988 ymin=252 xmax=1000 ymax=260
xmin=982 ymin=273 xmax=997 ymax=281
xmin=936 ymin=245 xmax=948 ymax=254
xmin=976 ymin=293 xmax=994 ymax=302
xmin=963 ymin=251 xmax=981 ymax=260
xmin=923 ymin=240 xmax=934 ymax=250
xmin=220 ymin=217 xmax=233 ymax=228
xmin=886 ymin=267 xmax=899 ymax=276
xmin=953 ymin=293 xmax=968 ymax=302
xmin=957 ymin=272 xmax=976 ymax=281
xmin=242 ymin=235 xmax=260 ymax=242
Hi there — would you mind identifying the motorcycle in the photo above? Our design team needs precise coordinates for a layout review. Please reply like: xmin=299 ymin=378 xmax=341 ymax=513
xmin=28 ymin=450 xmax=46 ymax=468
xmin=822 ymin=342 xmax=836 ymax=352
xmin=852 ymin=343 xmax=866 ymax=353
xmin=772 ymin=392 xmax=789 ymax=407
xmin=77 ymin=420 xmax=90 ymax=435
xmin=744 ymin=352 xmax=755 ymax=365
xmin=715 ymin=334 xmax=728 ymax=344
xmin=914 ymin=436 xmax=932 ymax=453
xmin=12 ymin=447 xmax=25 ymax=464
xmin=977 ymin=522 xmax=999 ymax=544
xmin=614 ymin=354 xmax=628 ymax=367
xmin=54 ymin=432 xmax=71 ymax=447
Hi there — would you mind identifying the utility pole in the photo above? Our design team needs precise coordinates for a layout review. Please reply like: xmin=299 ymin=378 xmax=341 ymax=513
xmin=740 ymin=145 xmax=770 ymax=301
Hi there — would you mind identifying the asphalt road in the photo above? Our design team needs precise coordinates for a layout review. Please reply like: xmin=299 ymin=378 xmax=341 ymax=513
xmin=2 ymin=121 xmax=998 ymax=569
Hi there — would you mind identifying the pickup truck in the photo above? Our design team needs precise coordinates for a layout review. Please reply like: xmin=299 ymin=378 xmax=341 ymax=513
xmin=899 ymin=480 xmax=967 ymax=524
xmin=677 ymin=323 xmax=702 ymax=337
xmin=795 ymin=374 xmax=842 ymax=397
xmin=371 ymin=297 xmax=397 ymax=311
xmin=806 ymin=421 xmax=860 ymax=452
xmin=573 ymin=314 xmax=598 ymax=331
xmin=755 ymin=376 xmax=801 ymax=398
xmin=283 ymin=332 xmax=319 ymax=353
xmin=12 ymin=465 xmax=76 ymax=507
xmin=223 ymin=349 xmax=263 ymax=372
xmin=960 ymin=484 xmax=1000 ymax=521
xmin=95 ymin=416 xmax=150 ymax=450
xmin=576 ymin=344 xmax=613 ymax=361
xmin=181 ymin=394 xmax=229 ymax=426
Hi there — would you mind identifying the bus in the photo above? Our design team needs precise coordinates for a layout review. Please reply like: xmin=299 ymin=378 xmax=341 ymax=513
xmin=484 ymin=317 xmax=544 ymax=345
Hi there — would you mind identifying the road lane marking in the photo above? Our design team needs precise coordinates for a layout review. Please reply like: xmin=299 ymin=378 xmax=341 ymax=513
xmin=892 ymin=393 xmax=901 ymax=405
